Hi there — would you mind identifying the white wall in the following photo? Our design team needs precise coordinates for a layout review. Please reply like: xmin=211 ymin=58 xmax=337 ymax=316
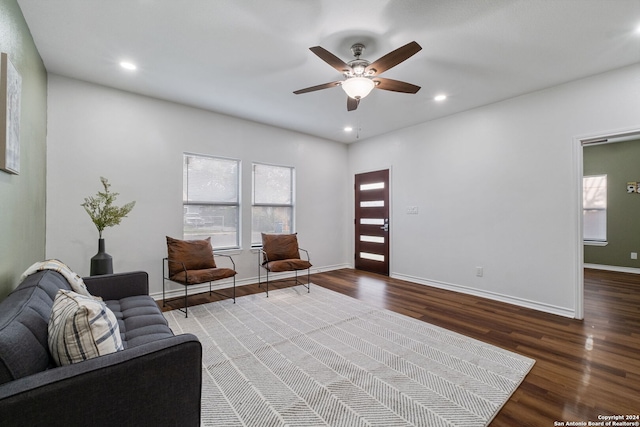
xmin=46 ymin=75 xmax=350 ymax=297
xmin=348 ymin=64 xmax=640 ymax=317
xmin=46 ymin=63 xmax=640 ymax=317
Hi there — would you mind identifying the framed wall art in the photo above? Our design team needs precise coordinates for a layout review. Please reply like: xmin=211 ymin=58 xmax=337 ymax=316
xmin=0 ymin=52 xmax=22 ymax=175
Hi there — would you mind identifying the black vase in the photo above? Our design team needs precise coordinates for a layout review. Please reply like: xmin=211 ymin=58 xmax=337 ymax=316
xmin=90 ymin=238 xmax=113 ymax=276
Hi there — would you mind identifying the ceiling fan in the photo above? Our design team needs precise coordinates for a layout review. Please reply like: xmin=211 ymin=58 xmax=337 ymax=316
xmin=293 ymin=41 xmax=422 ymax=111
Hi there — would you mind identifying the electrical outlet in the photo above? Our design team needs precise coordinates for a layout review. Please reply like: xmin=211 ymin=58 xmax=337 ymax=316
xmin=631 ymin=252 xmax=637 ymax=260
xmin=476 ymin=267 xmax=483 ymax=277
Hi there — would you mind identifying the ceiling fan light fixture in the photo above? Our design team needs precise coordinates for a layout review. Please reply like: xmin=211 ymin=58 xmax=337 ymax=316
xmin=341 ymin=77 xmax=375 ymax=99
xmin=295 ymin=41 xmax=422 ymax=111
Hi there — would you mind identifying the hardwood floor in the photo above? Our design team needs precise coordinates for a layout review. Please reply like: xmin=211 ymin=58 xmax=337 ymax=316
xmin=162 ymin=268 xmax=640 ymax=426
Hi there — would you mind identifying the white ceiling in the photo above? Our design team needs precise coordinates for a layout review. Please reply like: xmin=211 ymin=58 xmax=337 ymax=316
xmin=17 ymin=0 xmax=640 ymax=143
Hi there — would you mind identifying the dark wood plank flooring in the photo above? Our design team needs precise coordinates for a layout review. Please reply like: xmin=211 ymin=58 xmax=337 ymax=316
xmin=161 ymin=268 xmax=640 ymax=426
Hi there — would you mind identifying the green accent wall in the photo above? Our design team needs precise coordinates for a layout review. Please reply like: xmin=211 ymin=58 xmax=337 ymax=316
xmin=584 ymin=139 xmax=640 ymax=268
xmin=0 ymin=0 xmax=48 ymax=299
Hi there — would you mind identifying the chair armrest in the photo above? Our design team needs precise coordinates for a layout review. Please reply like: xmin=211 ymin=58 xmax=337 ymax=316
xmin=258 ymin=248 xmax=269 ymax=264
xmin=214 ymin=253 xmax=236 ymax=270
xmin=83 ymin=271 xmax=149 ymax=300
xmin=299 ymin=248 xmax=311 ymax=262
xmin=0 ymin=334 xmax=202 ymax=427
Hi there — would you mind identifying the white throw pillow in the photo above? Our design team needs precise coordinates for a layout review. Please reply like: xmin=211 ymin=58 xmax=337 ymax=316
xmin=48 ymin=289 xmax=123 ymax=366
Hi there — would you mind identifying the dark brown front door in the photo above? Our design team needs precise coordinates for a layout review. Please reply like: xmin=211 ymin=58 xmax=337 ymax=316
xmin=354 ymin=169 xmax=390 ymax=275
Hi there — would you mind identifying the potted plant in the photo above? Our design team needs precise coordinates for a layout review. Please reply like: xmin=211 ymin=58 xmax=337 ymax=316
xmin=81 ymin=177 xmax=135 ymax=275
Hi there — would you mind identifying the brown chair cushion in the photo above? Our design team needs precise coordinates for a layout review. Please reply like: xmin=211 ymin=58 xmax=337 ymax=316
xmin=264 ymin=259 xmax=312 ymax=273
xmin=261 ymin=233 xmax=300 ymax=263
xmin=170 ymin=268 xmax=236 ymax=285
xmin=166 ymin=236 xmax=216 ymax=277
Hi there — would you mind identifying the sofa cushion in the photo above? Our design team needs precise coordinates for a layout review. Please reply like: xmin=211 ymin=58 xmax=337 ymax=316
xmin=0 ymin=271 xmax=72 ymax=385
xmin=169 ymin=267 xmax=237 ymax=285
xmin=48 ymin=290 xmax=124 ymax=366
xmin=166 ymin=236 xmax=216 ymax=276
xmin=261 ymin=233 xmax=301 ymax=263
xmin=104 ymin=296 xmax=173 ymax=349
xmin=264 ymin=259 xmax=312 ymax=272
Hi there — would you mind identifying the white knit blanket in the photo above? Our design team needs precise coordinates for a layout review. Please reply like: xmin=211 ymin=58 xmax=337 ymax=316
xmin=20 ymin=259 xmax=92 ymax=297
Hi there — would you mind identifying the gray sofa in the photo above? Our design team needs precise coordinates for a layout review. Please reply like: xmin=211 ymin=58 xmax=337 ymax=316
xmin=0 ymin=269 xmax=202 ymax=427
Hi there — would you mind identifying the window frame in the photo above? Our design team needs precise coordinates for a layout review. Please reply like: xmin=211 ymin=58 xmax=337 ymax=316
xmin=183 ymin=152 xmax=241 ymax=250
xmin=251 ymin=162 xmax=296 ymax=247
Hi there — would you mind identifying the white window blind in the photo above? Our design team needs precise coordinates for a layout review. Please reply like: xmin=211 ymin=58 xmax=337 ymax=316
xmin=583 ymin=174 xmax=607 ymax=242
xmin=251 ymin=163 xmax=295 ymax=245
xmin=183 ymin=153 xmax=240 ymax=249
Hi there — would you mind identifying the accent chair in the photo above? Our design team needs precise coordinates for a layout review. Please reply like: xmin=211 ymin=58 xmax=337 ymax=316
xmin=258 ymin=233 xmax=312 ymax=297
xmin=163 ymin=236 xmax=237 ymax=317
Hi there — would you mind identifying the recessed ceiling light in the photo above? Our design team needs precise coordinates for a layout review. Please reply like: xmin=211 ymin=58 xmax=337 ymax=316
xmin=119 ymin=61 xmax=137 ymax=71
xmin=344 ymin=126 xmax=353 ymax=132
xmin=434 ymin=94 xmax=447 ymax=101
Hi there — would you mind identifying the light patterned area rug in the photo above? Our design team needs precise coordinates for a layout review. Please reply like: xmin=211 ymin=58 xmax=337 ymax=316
xmin=164 ymin=285 xmax=534 ymax=427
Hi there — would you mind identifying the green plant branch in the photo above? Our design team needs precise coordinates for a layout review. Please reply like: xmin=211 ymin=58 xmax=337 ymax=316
xmin=81 ymin=177 xmax=135 ymax=238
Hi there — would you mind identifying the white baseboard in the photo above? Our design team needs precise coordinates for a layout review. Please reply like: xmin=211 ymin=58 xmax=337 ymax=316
xmin=311 ymin=263 xmax=352 ymax=275
xmin=151 ymin=263 xmax=351 ymax=301
xmin=391 ymin=272 xmax=576 ymax=319
xmin=584 ymin=263 xmax=640 ymax=274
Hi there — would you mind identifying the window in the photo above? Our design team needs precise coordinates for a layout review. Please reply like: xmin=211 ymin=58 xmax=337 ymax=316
xmin=252 ymin=163 xmax=295 ymax=245
xmin=583 ymin=174 xmax=607 ymax=242
xmin=183 ymin=153 xmax=240 ymax=249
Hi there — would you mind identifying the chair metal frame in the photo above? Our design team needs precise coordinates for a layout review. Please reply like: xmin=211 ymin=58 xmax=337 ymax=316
xmin=163 ymin=253 xmax=236 ymax=317
xmin=258 ymin=248 xmax=310 ymax=297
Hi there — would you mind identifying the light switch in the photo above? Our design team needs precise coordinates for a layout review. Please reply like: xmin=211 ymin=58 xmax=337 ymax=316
xmin=406 ymin=206 xmax=419 ymax=214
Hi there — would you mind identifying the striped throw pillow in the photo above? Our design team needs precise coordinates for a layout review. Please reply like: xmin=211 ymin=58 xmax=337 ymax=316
xmin=48 ymin=289 xmax=123 ymax=366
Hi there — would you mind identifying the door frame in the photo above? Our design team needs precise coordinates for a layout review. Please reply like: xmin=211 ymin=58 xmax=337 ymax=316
xmin=353 ymin=166 xmax=393 ymax=275
xmin=574 ymin=126 xmax=640 ymax=320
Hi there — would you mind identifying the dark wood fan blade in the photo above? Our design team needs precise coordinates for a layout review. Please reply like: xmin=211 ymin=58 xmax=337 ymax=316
xmin=309 ymin=46 xmax=352 ymax=74
xmin=293 ymin=81 xmax=342 ymax=94
xmin=373 ymin=77 xmax=421 ymax=94
xmin=347 ymin=97 xmax=359 ymax=111
xmin=365 ymin=41 xmax=422 ymax=75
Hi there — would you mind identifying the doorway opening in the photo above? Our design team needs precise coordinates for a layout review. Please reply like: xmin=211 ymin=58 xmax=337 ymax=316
xmin=576 ymin=128 xmax=640 ymax=319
